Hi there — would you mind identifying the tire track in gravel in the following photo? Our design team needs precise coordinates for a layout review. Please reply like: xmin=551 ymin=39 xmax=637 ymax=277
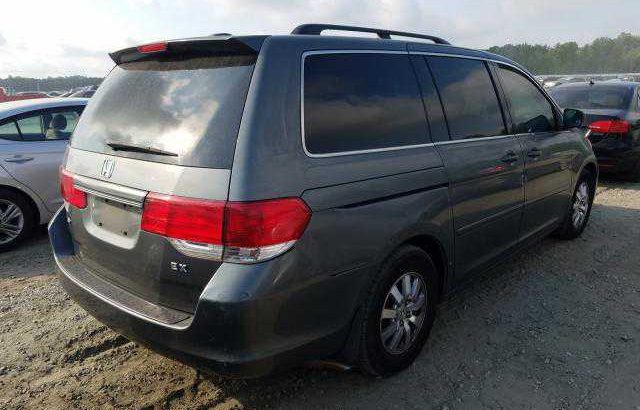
xmin=63 ymin=335 xmax=131 ymax=364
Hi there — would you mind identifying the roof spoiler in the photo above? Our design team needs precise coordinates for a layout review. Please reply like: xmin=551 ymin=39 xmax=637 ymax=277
xmin=291 ymin=23 xmax=450 ymax=45
xmin=109 ymin=35 xmax=262 ymax=65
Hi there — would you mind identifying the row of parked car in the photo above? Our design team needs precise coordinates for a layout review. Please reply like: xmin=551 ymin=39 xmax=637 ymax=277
xmin=537 ymin=73 xmax=640 ymax=89
xmin=2 ymin=24 xmax=639 ymax=378
xmin=0 ymin=85 xmax=97 ymax=103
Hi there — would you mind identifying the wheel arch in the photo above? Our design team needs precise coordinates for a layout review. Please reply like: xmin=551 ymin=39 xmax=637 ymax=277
xmin=338 ymin=232 xmax=450 ymax=365
xmin=581 ymin=161 xmax=598 ymax=179
xmin=0 ymin=184 xmax=41 ymax=224
xmin=403 ymin=234 xmax=449 ymax=301
xmin=579 ymin=160 xmax=598 ymax=193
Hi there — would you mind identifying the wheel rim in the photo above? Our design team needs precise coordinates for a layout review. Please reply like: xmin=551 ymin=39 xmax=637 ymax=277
xmin=379 ymin=272 xmax=427 ymax=355
xmin=0 ymin=199 xmax=24 ymax=245
xmin=572 ymin=181 xmax=590 ymax=229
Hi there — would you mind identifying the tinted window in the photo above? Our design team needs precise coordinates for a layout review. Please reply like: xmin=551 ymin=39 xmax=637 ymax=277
xmin=0 ymin=122 xmax=20 ymax=141
xmin=410 ymin=55 xmax=449 ymax=142
xmin=71 ymin=55 xmax=256 ymax=168
xmin=303 ymin=53 xmax=429 ymax=154
xmin=428 ymin=57 xmax=506 ymax=140
xmin=549 ymin=85 xmax=634 ymax=110
xmin=498 ymin=66 xmax=556 ymax=134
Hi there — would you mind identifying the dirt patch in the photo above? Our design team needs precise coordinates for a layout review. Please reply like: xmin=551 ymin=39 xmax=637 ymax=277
xmin=1 ymin=180 xmax=640 ymax=409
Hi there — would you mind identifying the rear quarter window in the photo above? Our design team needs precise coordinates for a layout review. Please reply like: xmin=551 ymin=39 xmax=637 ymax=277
xmin=0 ymin=121 xmax=20 ymax=141
xmin=303 ymin=53 xmax=429 ymax=155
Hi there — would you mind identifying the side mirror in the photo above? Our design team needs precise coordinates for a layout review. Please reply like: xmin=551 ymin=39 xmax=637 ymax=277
xmin=563 ymin=108 xmax=584 ymax=129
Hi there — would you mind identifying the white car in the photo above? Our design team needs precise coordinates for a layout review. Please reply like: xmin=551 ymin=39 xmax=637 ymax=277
xmin=0 ymin=98 xmax=88 ymax=250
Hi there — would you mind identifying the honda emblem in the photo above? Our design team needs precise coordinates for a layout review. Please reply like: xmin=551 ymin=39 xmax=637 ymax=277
xmin=101 ymin=159 xmax=115 ymax=179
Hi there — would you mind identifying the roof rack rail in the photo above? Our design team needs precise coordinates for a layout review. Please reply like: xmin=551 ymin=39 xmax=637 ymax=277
xmin=291 ymin=24 xmax=450 ymax=45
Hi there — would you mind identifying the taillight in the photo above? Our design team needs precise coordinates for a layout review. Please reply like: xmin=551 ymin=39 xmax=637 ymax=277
xmin=137 ymin=41 xmax=167 ymax=54
xmin=588 ymin=119 xmax=630 ymax=134
xmin=141 ymin=194 xmax=311 ymax=263
xmin=223 ymin=199 xmax=312 ymax=263
xmin=60 ymin=169 xmax=87 ymax=209
xmin=141 ymin=193 xmax=224 ymax=243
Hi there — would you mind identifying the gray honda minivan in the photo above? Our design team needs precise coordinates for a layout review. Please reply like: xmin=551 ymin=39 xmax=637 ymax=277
xmin=49 ymin=24 xmax=597 ymax=378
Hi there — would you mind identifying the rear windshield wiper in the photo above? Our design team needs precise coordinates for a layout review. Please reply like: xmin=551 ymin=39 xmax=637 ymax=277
xmin=106 ymin=141 xmax=178 ymax=157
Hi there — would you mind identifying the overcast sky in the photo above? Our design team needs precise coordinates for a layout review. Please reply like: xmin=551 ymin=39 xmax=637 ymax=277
xmin=1 ymin=0 xmax=638 ymax=78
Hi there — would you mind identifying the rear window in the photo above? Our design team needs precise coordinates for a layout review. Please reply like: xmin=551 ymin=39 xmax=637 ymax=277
xmin=71 ymin=55 xmax=256 ymax=168
xmin=427 ymin=56 xmax=506 ymax=140
xmin=549 ymin=85 xmax=634 ymax=110
xmin=303 ymin=53 xmax=429 ymax=155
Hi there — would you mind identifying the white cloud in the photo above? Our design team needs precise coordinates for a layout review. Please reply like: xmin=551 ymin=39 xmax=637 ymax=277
xmin=0 ymin=0 xmax=638 ymax=77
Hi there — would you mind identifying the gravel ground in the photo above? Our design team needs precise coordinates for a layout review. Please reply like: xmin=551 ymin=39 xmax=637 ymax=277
xmin=1 ymin=180 xmax=639 ymax=409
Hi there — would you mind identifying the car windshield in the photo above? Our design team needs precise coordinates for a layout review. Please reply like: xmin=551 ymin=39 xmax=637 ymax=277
xmin=549 ymin=85 xmax=634 ymax=110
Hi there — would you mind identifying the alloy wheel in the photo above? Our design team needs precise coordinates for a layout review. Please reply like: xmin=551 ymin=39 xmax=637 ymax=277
xmin=572 ymin=181 xmax=590 ymax=229
xmin=0 ymin=199 xmax=24 ymax=245
xmin=379 ymin=272 xmax=427 ymax=355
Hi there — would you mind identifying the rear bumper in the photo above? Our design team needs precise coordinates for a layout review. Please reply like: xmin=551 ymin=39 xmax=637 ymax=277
xmin=49 ymin=207 xmax=368 ymax=378
xmin=593 ymin=145 xmax=639 ymax=174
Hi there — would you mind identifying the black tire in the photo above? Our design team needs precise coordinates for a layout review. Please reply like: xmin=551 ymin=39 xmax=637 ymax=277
xmin=356 ymin=245 xmax=438 ymax=377
xmin=554 ymin=170 xmax=595 ymax=240
xmin=0 ymin=188 xmax=35 ymax=252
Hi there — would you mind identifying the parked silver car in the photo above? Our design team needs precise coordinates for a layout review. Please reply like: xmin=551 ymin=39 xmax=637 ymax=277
xmin=0 ymin=98 xmax=88 ymax=250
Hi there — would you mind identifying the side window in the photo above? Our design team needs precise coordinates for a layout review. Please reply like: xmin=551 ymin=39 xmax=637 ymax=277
xmin=497 ymin=66 xmax=556 ymax=134
xmin=44 ymin=110 xmax=80 ymax=140
xmin=410 ymin=55 xmax=449 ymax=143
xmin=427 ymin=56 xmax=506 ymax=140
xmin=303 ymin=53 xmax=429 ymax=155
xmin=0 ymin=121 xmax=21 ymax=141
xmin=14 ymin=109 xmax=81 ymax=141
xmin=16 ymin=115 xmax=44 ymax=141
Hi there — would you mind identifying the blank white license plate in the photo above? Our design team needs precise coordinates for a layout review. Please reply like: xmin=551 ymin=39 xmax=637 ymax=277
xmin=89 ymin=196 xmax=141 ymax=238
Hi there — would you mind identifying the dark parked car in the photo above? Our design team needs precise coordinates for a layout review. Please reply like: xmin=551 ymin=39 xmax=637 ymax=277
xmin=549 ymin=81 xmax=640 ymax=180
xmin=68 ymin=90 xmax=95 ymax=98
xmin=49 ymin=24 xmax=597 ymax=378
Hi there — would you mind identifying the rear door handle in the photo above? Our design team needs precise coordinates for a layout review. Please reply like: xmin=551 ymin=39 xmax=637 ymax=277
xmin=527 ymin=148 xmax=541 ymax=158
xmin=501 ymin=151 xmax=518 ymax=164
xmin=4 ymin=156 xmax=34 ymax=164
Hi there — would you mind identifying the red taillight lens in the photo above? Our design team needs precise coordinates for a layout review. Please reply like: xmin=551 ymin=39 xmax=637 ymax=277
xmin=137 ymin=41 xmax=167 ymax=54
xmin=60 ymin=169 xmax=87 ymax=209
xmin=588 ymin=119 xmax=630 ymax=134
xmin=224 ymin=198 xmax=311 ymax=248
xmin=141 ymin=193 xmax=224 ymax=244
xmin=140 ymin=194 xmax=311 ymax=263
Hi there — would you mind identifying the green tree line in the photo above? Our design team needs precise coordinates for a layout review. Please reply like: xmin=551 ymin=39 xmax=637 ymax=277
xmin=0 ymin=75 xmax=102 ymax=93
xmin=2 ymin=33 xmax=639 ymax=90
xmin=488 ymin=33 xmax=640 ymax=75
